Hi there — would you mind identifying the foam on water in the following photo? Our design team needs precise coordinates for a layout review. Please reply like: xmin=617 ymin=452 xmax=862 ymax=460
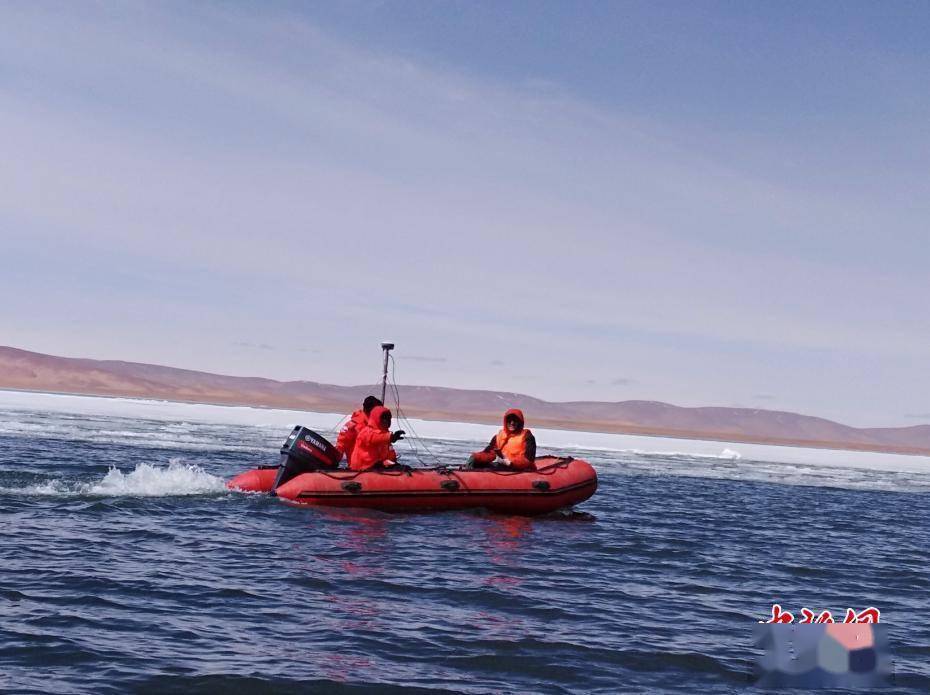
xmin=88 ymin=460 xmax=228 ymax=497
xmin=0 ymin=460 xmax=227 ymax=498
xmin=0 ymin=478 xmax=76 ymax=497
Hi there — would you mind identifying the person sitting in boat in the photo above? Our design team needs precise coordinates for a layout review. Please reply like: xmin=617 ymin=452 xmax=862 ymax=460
xmin=349 ymin=405 xmax=406 ymax=471
xmin=336 ymin=395 xmax=383 ymax=464
xmin=466 ymin=409 xmax=537 ymax=471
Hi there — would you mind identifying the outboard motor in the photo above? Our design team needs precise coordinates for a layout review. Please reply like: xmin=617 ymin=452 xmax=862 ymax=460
xmin=271 ymin=426 xmax=342 ymax=493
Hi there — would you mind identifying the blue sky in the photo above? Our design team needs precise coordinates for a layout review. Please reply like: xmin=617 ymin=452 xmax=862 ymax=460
xmin=1 ymin=1 xmax=927 ymax=426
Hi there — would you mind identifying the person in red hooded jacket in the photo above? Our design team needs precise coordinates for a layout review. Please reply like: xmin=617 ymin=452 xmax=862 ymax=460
xmin=467 ymin=409 xmax=537 ymax=471
xmin=336 ymin=395 xmax=382 ymax=464
xmin=349 ymin=405 xmax=406 ymax=471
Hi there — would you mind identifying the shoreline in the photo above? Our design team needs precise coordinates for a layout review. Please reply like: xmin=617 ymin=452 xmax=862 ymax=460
xmin=3 ymin=386 xmax=929 ymax=459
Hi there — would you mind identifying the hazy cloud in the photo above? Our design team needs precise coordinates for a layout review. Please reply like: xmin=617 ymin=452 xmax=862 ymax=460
xmin=405 ymin=355 xmax=448 ymax=363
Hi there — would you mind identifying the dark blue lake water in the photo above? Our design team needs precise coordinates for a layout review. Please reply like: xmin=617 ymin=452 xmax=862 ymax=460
xmin=1 ymin=398 xmax=928 ymax=693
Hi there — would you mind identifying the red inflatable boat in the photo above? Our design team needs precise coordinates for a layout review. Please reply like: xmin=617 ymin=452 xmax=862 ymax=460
xmin=228 ymin=425 xmax=597 ymax=515
xmin=228 ymin=455 xmax=597 ymax=515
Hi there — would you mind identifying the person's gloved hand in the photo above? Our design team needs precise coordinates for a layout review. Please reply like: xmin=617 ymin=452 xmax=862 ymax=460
xmin=390 ymin=430 xmax=406 ymax=443
xmin=465 ymin=454 xmax=477 ymax=468
xmin=493 ymin=448 xmax=504 ymax=459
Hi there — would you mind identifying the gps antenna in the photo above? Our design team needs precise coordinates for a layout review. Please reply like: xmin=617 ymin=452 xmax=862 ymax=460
xmin=380 ymin=342 xmax=395 ymax=403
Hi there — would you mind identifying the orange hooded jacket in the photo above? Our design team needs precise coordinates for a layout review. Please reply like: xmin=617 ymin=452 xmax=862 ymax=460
xmin=470 ymin=409 xmax=537 ymax=470
xmin=349 ymin=405 xmax=398 ymax=471
xmin=336 ymin=408 xmax=369 ymax=462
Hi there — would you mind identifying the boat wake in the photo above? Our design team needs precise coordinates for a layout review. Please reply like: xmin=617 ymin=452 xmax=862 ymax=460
xmin=0 ymin=460 xmax=227 ymax=498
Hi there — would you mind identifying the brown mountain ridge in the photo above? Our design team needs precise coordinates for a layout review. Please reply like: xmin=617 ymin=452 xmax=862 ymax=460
xmin=1 ymin=345 xmax=928 ymax=456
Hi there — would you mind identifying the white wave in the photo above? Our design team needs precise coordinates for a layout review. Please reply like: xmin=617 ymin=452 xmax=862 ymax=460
xmin=0 ymin=461 xmax=227 ymax=498
xmin=0 ymin=479 xmax=76 ymax=496
xmin=88 ymin=461 xmax=227 ymax=497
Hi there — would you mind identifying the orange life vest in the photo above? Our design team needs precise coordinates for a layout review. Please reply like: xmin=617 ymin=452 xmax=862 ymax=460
xmin=494 ymin=428 xmax=532 ymax=462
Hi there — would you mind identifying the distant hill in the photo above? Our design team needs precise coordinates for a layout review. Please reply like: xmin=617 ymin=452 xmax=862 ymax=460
xmin=1 ymin=345 xmax=928 ymax=455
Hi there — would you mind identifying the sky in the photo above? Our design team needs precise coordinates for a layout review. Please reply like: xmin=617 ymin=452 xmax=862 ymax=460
xmin=1 ymin=0 xmax=928 ymax=426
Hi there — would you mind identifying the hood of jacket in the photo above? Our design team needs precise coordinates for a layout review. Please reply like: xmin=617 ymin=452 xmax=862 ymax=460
xmin=368 ymin=405 xmax=392 ymax=431
xmin=503 ymin=408 xmax=525 ymax=431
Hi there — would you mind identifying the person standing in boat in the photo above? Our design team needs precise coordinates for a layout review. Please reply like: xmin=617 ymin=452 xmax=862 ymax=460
xmin=349 ymin=405 xmax=406 ymax=471
xmin=336 ymin=395 xmax=383 ymax=464
xmin=467 ymin=409 xmax=537 ymax=470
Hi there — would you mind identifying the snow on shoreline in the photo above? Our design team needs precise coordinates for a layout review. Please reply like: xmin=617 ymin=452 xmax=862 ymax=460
xmin=2 ymin=389 xmax=930 ymax=474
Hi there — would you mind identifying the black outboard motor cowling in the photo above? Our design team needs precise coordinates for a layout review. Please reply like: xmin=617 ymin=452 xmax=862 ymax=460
xmin=271 ymin=426 xmax=342 ymax=493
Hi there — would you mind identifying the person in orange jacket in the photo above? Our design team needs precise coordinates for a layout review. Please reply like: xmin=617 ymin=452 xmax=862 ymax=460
xmin=336 ymin=395 xmax=382 ymax=463
xmin=467 ymin=409 xmax=537 ymax=470
xmin=349 ymin=405 xmax=406 ymax=471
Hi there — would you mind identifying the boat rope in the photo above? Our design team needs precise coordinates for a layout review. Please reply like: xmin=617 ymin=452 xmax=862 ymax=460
xmin=387 ymin=354 xmax=444 ymax=467
xmin=313 ymin=464 xmax=414 ymax=481
xmin=386 ymin=356 xmax=576 ymax=474
xmin=321 ymin=371 xmax=385 ymax=437
xmin=323 ymin=413 xmax=349 ymax=437
xmin=318 ymin=354 xmax=575 ymax=474
xmin=310 ymin=458 xmax=573 ymax=483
